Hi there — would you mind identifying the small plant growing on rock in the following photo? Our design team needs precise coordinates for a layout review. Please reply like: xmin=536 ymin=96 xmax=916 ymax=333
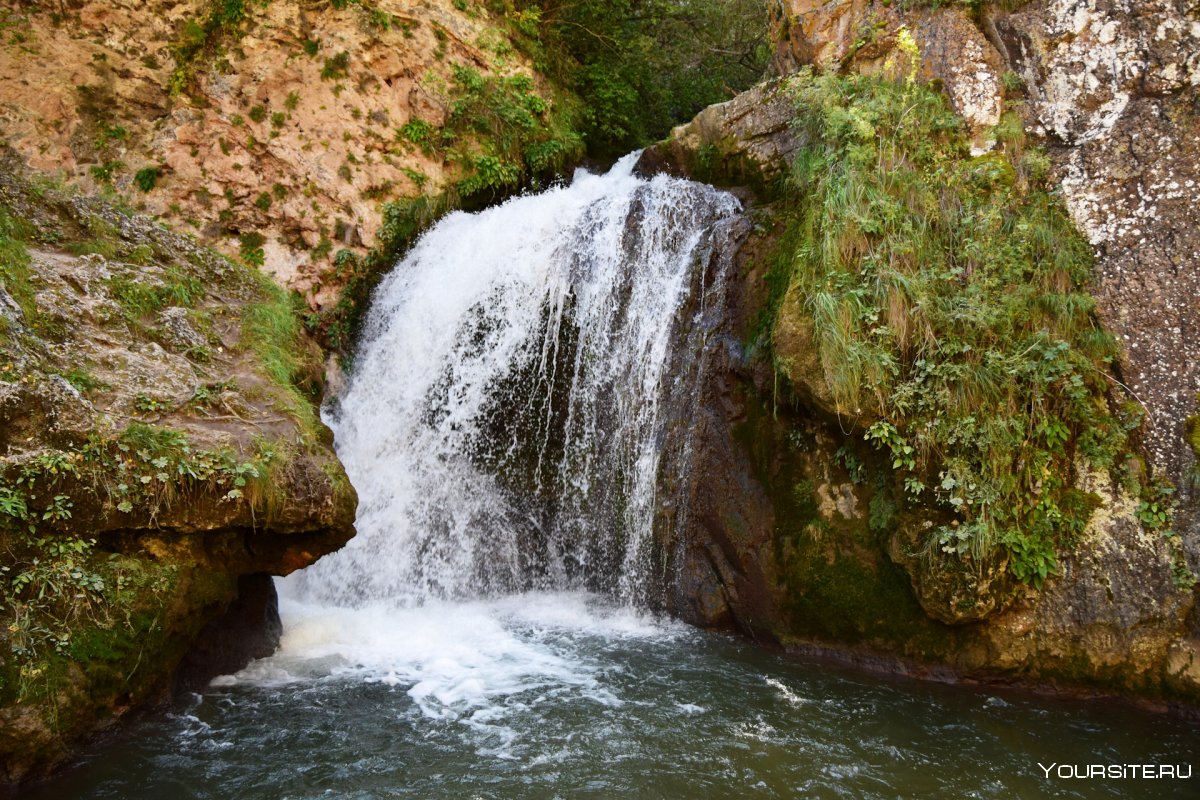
xmin=239 ymin=231 xmax=266 ymax=267
xmin=321 ymin=51 xmax=350 ymax=81
xmin=134 ymin=167 xmax=160 ymax=192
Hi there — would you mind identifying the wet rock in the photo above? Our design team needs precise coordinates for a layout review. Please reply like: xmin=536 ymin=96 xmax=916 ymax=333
xmin=0 ymin=162 xmax=356 ymax=786
xmin=655 ymin=0 xmax=1200 ymax=700
xmin=887 ymin=521 xmax=1019 ymax=626
xmin=173 ymin=573 xmax=283 ymax=692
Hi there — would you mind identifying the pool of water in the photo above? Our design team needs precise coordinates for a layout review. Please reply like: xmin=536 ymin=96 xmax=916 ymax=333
xmin=31 ymin=590 xmax=1197 ymax=799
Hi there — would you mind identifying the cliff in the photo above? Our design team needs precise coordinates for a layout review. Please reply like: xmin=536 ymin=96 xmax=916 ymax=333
xmin=0 ymin=154 xmax=356 ymax=784
xmin=644 ymin=0 xmax=1200 ymax=705
xmin=0 ymin=0 xmax=581 ymax=336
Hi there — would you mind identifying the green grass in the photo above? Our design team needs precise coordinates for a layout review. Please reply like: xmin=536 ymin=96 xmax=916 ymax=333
xmin=768 ymin=70 xmax=1129 ymax=586
xmin=0 ymin=210 xmax=38 ymax=322
xmin=241 ymin=277 xmax=321 ymax=440
xmin=106 ymin=266 xmax=205 ymax=320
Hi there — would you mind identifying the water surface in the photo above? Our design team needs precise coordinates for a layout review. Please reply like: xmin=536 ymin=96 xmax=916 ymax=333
xmin=36 ymin=590 xmax=1198 ymax=799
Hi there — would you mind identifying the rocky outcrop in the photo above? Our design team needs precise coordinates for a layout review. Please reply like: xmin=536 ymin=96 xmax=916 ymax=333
xmin=768 ymin=0 xmax=1200 ymax=504
xmin=636 ymin=78 xmax=798 ymax=194
xmin=649 ymin=0 xmax=1200 ymax=704
xmin=0 ymin=158 xmax=356 ymax=784
xmin=0 ymin=0 xmax=568 ymax=310
xmin=769 ymin=0 xmax=1007 ymax=150
xmin=662 ymin=212 xmax=1198 ymax=702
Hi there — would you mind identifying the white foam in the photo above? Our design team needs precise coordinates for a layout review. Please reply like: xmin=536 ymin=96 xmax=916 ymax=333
xmin=287 ymin=155 xmax=739 ymax=607
xmin=221 ymin=589 xmax=685 ymax=732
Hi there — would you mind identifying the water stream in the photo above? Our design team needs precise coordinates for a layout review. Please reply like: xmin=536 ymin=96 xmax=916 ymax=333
xmin=35 ymin=158 xmax=1198 ymax=798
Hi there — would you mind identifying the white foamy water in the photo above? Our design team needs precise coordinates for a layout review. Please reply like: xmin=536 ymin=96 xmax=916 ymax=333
xmin=291 ymin=153 xmax=740 ymax=607
xmin=229 ymin=156 xmax=741 ymax=735
xmin=223 ymin=588 xmax=687 ymax=741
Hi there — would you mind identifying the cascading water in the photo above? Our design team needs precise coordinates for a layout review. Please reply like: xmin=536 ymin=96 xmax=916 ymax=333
xmin=292 ymin=153 xmax=741 ymax=609
xmin=42 ymin=158 xmax=1200 ymax=800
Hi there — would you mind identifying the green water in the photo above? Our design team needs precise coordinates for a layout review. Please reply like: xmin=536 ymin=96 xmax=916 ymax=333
xmin=29 ymin=592 xmax=1198 ymax=799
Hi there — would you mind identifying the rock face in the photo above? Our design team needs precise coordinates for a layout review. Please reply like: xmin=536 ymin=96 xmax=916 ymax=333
xmin=647 ymin=0 xmax=1200 ymax=704
xmin=0 ymin=157 xmax=356 ymax=784
xmin=770 ymin=0 xmax=1200 ymax=503
xmin=0 ymin=0 xmax=563 ymax=309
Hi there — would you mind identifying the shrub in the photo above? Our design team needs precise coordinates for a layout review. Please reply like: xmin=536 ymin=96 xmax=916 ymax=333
xmin=770 ymin=70 xmax=1126 ymax=586
xmin=321 ymin=51 xmax=350 ymax=81
xmin=134 ymin=167 xmax=160 ymax=192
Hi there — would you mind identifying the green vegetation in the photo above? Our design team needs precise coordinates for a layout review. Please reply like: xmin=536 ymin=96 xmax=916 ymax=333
xmin=0 ymin=168 xmax=344 ymax=706
xmin=488 ymin=1 xmax=770 ymax=158
xmin=767 ymin=70 xmax=1130 ymax=587
xmin=0 ymin=210 xmax=37 ymax=323
xmin=169 ymin=0 xmax=269 ymax=97
xmin=238 ymin=231 xmax=266 ymax=267
xmin=106 ymin=267 xmax=204 ymax=322
xmin=320 ymin=51 xmax=350 ymax=81
xmin=134 ymin=166 xmax=161 ymax=192
xmin=239 ymin=276 xmax=328 ymax=442
xmin=438 ymin=65 xmax=583 ymax=196
xmin=0 ymin=424 xmax=280 ymax=701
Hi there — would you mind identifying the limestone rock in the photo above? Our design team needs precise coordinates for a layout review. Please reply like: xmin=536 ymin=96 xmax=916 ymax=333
xmin=637 ymin=78 xmax=798 ymax=192
xmin=0 ymin=159 xmax=356 ymax=785
xmin=0 ymin=0 xmax=557 ymax=310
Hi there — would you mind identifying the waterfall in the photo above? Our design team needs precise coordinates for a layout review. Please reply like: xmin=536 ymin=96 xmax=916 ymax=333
xmin=293 ymin=154 xmax=741 ymax=609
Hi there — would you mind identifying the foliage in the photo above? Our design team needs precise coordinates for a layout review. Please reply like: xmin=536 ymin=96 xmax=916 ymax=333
xmin=238 ymin=231 xmax=266 ymax=267
xmin=0 ymin=423 xmax=282 ymax=700
xmin=0 ymin=209 xmax=38 ymax=322
xmin=321 ymin=51 xmax=350 ymax=81
xmin=106 ymin=266 xmax=204 ymax=321
xmin=486 ymin=1 xmax=770 ymax=158
xmin=438 ymin=65 xmax=583 ymax=196
xmin=771 ymin=70 xmax=1129 ymax=586
xmin=134 ymin=166 xmax=161 ymax=192
xmin=169 ymin=0 xmax=269 ymax=97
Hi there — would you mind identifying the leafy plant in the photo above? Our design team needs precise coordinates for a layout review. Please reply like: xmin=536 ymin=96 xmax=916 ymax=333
xmin=321 ymin=51 xmax=350 ymax=81
xmin=238 ymin=231 xmax=266 ymax=267
xmin=134 ymin=166 xmax=160 ymax=192
xmin=770 ymin=70 xmax=1125 ymax=586
xmin=494 ymin=0 xmax=770 ymax=158
xmin=169 ymin=0 xmax=264 ymax=97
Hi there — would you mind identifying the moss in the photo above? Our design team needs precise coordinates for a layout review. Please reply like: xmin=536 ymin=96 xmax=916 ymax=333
xmin=0 ymin=209 xmax=38 ymax=322
xmin=767 ymin=70 xmax=1124 ymax=587
xmin=1180 ymin=400 xmax=1200 ymax=489
xmin=732 ymin=383 xmax=958 ymax=656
